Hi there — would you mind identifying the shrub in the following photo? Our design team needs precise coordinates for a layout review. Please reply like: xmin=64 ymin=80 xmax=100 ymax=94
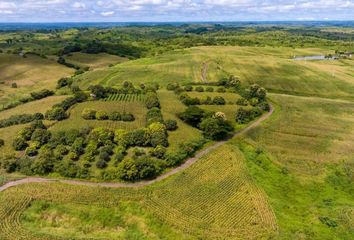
xmin=236 ymin=98 xmax=248 ymax=106
xmin=109 ymin=111 xmax=121 ymax=121
xmin=31 ymin=129 xmax=51 ymax=146
xmin=30 ymin=89 xmax=54 ymax=100
xmin=213 ymin=96 xmax=226 ymax=105
xmin=121 ymin=113 xmax=135 ymax=122
xmin=258 ymin=101 xmax=270 ymax=112
xmin=82 ymin=108 xmax=96 ymax=120
xmin=217 ymin=87 xmax=226 ymax=93
xmin=88 ymin=128 xmax=114 ymax=146
xmin=146 ymin=107 xmax=163 ymax=125
xmin=147 ymin=122 xmax=168 ymax=147
xmin=13 ymin=137 xmax=28 ymax=151
xmin=11 ymin=83 xmax=17 ymax=88
xmin=0 ymin=113 xmax=44 ymax=129
xmin=117 ymin=157 xmax=161 ymax=181
xmin=164 ymin=119 xmax=178 ymax=131
xmin=56 ymin=77 xmax=72 ymax=89
xmin=206 ymin=86 xmax=214 ymax=92
xmin=246 ymin=84 xmax=267 ymax=101
xmin=145 ymin=91 xmax=160 ymax=109
xmin=235 ymin=108 xmax=253 ymax=124
xmin=201 ymin=96 xmax=212 ymax=105
xmin=195 ymin=86 xmax=204 ymax=92
xmin=178 ymin=106 xmax=205 ymax=127
xmin=166 ymin=82 xmax=179 ymax=91
xmin=123 ymin=129 xmax=147 ymax=147
xmin=0 ymin=139 xmax=4 ymax=147
xmin=88 ymin=85 xmax=107 ymax=99
xmin=199 ymin=117 xmax=234 ymax=140
xmin=19 ymin=126 xmax=35 ymax=140
xmin=96 ymin=111 xmax=109 ymax=120
xmin=150 ymin=145 xmax=166 ymax=159
xmin=184 ymin=85 xmax=193 ymax=91
xmin=45 ymin=107 xmax=67 ymax=121
xmin=25 ymin=146 xmax=38 ymax=157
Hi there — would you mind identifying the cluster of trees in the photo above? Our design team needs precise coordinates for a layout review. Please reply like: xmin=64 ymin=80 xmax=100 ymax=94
xmin=30 ymin=89 xmax=54 ymax=100
xmin=235 ymin=84 xmax=269 ymax=124
xmin=167 ymin=83 xmax=225 ymax=94
xmin=82 ymin=109 xmax=135 ymax=122
xmin=0 ymin=113 xmax=43 ymax=128
xmin=179 ymin=94 xmax=226 ymax=106
xmin=179 ymin=106 xmax=234 ymax=140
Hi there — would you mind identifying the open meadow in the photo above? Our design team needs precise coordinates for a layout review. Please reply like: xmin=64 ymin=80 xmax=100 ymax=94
xmin=65 ymin=52 xmax=128 ymax=70
xmin=0 ymin=54 xmax=74 ymax=108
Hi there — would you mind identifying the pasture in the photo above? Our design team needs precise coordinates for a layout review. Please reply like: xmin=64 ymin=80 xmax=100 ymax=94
xmin=74 ymin=46 xmax=354 ymax=99
xmin=65 ymin=52 xmax=128 ymax=70
xmin=0 ymin=53 xmax=74 ymax=107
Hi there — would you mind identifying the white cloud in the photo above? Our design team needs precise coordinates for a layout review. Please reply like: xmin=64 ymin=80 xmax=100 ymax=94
xmin=101 ymin=11 xmax=114 ymax=16
xmin=73 ymin=2 xmax=86 ymax=9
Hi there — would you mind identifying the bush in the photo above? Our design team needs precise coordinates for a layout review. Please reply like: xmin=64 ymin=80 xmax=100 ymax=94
xmin=123 ymin=129 xmax=147 ymax=147
xmin=236 ymin=98 xmax=248 ymax=106
xmin=166 ymin=83 xmax=179 ymax=91
xmin=56 ymin=77 xmax=72 ymax=89
xmin=217 ymin=87 xmax=226 ymax=93
xmin=235 ymin=108 xmax=253 ymax=124
xmin=88 ymin=85 xmax=107 ymax=99
xmin=146 ymin=107 xmax=163 ymax=125
xmin=205 ymin=86 xmax=214 ymax=92
xmin=0 ymin=139 xmax=4 ymax=147
xmin=13 ymin=136 xmax=28 ymax=151
xmin=11 ymin=83 xmax=17 ymax=88
xmin=246 ymin=84 xmax=267 ymax=101
xmin=184 ymin=85 xmax=193 ymax=91
xmin=147 ymin=122 xmax=168 ymax=147
xmin=0 ymin=113 xmax=44 ymax=129
xmin=31 ymin=129 xmax=51 ymax=146
xmin=178 ymin=106 xmax=205 ymax=127
xmin=109 ymin=111 xmax=121 ymax=121
xmin=117 ymin=157 xmax=161 ymax=181
xmin=96 ymin=111 xmax=109 ymax=120
xmin=145 ymin=91 xmax=160 ymax=109
xmin=30 ymin=89 xmax=54 ymax=100
xmin=258 ymin=101 xmax=270 ymax=112
xmin=88 ymin=128 xmax=114 ymax=146
xmin=199 ymin=117 xmax=234 ymax=140
xmin=82 ymin=108 xmax=96 ymax=120
xmin=164 ymin=119 xmax=178 ymax=131
xmin=150 ymin=145 xmax=166 ymax=159
xmin=45 ymin=107 xmax=67 ymax=121
xmin=121 ymin=113 xmax=135 ymax=122
xmin=213 ymin=96 xmax=226 ymax=105
xmin=25 ymin=146 xmax=38 ymax=157
xmin=195 ymin=86 xmax=204 ymax=92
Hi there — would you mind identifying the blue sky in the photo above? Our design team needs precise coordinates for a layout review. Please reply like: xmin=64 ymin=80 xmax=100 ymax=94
xmin=1 ymin=0 xmax=354 ymax=22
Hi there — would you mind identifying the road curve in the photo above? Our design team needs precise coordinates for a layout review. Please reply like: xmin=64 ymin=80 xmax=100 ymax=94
xmin=0 ymin=104 xmax=274 ymax=193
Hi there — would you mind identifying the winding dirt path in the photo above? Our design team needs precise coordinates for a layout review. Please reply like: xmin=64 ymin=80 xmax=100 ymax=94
xmin=0 ymin=105 xmax=274 ymax=192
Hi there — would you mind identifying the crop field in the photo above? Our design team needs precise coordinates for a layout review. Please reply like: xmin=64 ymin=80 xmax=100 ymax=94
xmin=74 ymin=46 xmax=354 ymax=99
xmin=0 ymin=144 xmax=278 ymax=240
xmin=0 ymin=54 xmax=74 ymax=107
xmin=104 ymin=93 xmax=146 ymax=102
xmin=158 ymin=90 xmax=203 ymax=150
xmin=50 ymin=100 xmax=147 ymax=132
xmin=0 ymin=96 xmax=68 ymax=120
xmin=65 ymin=52 xmax=128 ymax=70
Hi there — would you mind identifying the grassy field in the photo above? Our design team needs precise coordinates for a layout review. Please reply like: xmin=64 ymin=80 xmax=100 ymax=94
xmin=65 ymin=52 xmax=128 ymax=70
xmin=50 ymin=100 xmax=147 ymax=132
xmin=0 ymin=96 xmax=68 ymax=120
xmin=0 ymin=144 xmax=277 ymax=240
xmin=158 ymin=90 xmax=203 ymax=150
xmin=74 ymin=46 xmax=354 ymax=99
xmin=0 ymin=53 xmax=74 ymax=107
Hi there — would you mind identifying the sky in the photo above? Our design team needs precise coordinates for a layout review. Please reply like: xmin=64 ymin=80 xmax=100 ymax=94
xmin=0 ymin=0 xmax=354 ymax=22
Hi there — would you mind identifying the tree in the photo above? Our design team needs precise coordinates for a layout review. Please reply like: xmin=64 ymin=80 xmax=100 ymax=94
xmin=184 ymin=85 xmax=193 ymax=91
xmin=199 ymin=117 xmax=233 ymax=140
xmin=213 ymin=96 xmax=226 ymax=105
xmin=149 ymin=145 xmax=166 ymax=159
xmin=96 ymin=111 xmax=109 ymax=120
xmin=13 ymin=137 xmax=28 ymax=151
xmin=164 ymin=119 xmax=178 ymax=131
xmin=11 ymin=83 xmax=17 ymax=88
xmin=88 ymin=128 xmax=114 ymax=146
xmin=206 ymin=86 xmax=214 ymax=92
xmin=45 ymin=107 xmax=67 ymax=121
xmin=147 ymin=122 xmax=168 ymax=147
xmin=88 ymin=85 xmax=107 ymax=99
xmin=195 ymin=86 xmax=204 ymax=92
xmin=0 ymin=139 xmax=4 ymax=147
xmin=235 ymin=108 xmax=252 ymax=124
xmin=31 ymin=129 xmax=51 ymax=146
xmin=178 ymin=106 xmax=205 ymax=127
xmin=145 ymin=91 xmax=160 ymax=109
xmin=82 ymin=108 xmax=96 ymax=120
